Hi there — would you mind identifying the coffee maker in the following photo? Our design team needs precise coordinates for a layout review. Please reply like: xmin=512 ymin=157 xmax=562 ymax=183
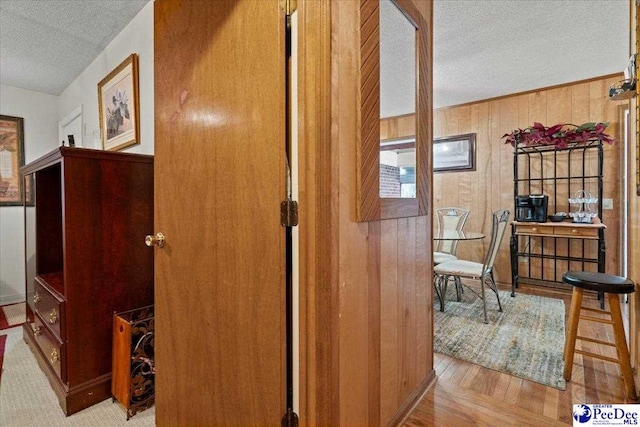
xmin=515 ymin=194 xmax=549 ymax=222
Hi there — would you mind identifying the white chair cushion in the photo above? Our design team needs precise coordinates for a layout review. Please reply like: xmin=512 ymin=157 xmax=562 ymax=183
xmin=433 ymin=252 xmax=457 ymax=264
xmin=434 ymin=259 xmax=483 ymax=278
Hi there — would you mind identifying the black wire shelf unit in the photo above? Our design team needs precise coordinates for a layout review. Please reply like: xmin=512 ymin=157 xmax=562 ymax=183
xmin=510 ymin=139 xmax=605 ymax=295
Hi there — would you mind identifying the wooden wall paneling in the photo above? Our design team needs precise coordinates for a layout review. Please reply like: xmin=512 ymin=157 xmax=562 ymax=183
xmin=432 ymin=75 xmax=626 ymax=289
xmin=546 ymin=87 xmax=573 ymax=124
xmin=478 ymin=103 xmax=493 ymax=260
xmin=465 ymin=105 xmax=481 ymax=258
xmin=571 ymin=82 xmax=591 ymax=124
xmin=495 ymin=99 xmax=513 ymax=282
xmin=454 ymin=106 xmax=474 ymax=239
xmin=379 ymin=114 xmax=416 ymax=141
xmin=527 ymin=91 xmax=548 ymax=124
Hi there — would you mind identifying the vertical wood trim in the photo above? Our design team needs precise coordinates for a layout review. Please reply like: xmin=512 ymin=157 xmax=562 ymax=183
xmin=368 ymin=221 xmax=381 ymax=427
xmin=628 ymin=0 xmax=639 ymax=385
xmin=297 ymin=0 xmax=336 ymax=425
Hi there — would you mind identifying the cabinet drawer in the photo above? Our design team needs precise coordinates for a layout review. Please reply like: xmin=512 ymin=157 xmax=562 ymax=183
xmin=554 ymin=226 xmax=599 ymax=239
xmin=31 ymin=315 xmax=66 ymax=382
xmin=515 ymin=225 xmax=554 ymax=236
xmin=32 ymin=278 xmax=65 ymax=340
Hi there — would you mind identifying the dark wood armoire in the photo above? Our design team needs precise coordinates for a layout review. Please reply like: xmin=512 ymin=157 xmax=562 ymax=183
xmin=21 ymin=147 xmax=154 ymax=415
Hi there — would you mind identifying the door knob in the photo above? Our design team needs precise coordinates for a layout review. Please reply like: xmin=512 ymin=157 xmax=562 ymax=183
xmin=145 ymin=232 xmax=165 ymax=248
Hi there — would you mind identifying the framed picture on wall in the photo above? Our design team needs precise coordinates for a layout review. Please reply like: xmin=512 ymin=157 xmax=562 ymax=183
xmin=98 ymin=53 xmax=140 ymax=151
xmin=0 ymin=115 xmax=25 ymax=206
xmin=433 ymin=133 xmax=476 ymax=173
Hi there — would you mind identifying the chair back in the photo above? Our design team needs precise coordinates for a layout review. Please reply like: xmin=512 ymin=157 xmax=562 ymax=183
xmin=481 ymin=209 xmax=510 ymax=276
xmin=435 ymin=207 xmax=470 ymax=255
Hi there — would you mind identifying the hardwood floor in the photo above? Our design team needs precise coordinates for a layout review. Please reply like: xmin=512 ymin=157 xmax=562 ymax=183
xmin=403 ymin=284 xmax=639 ymax=426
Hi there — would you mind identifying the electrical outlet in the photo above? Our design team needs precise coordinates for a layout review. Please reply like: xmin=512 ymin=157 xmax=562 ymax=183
xmin=602 ymin=198 xmax=613 ymax=210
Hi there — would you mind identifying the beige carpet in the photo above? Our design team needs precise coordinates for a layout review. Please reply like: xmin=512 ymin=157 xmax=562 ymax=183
xmin=0 ymin=326 xmax=155 ymax=426
xmin=434 ymin=287 xmax=567 ymax=390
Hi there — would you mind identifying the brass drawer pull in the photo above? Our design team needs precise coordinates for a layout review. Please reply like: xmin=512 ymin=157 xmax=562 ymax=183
xmin=571 ymin=229 xmax=578 ymax=234
xmin=531 ymin=227 xmax=537 ymax=232
xmin=33 ymin=291 xmax=41 ymax=304
xmin=50 ymin=348 xmax=59 ymax=364
xmin=49 ymin=309 xmax=58 ymax=324
xmin=33 ymin=325 xmax=41 ymax=336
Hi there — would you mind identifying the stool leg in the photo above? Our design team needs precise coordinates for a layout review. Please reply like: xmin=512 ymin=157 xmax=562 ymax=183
xmin=608 ymin=293 xmax=638 ymax=400
xmin=564 ymin=287 xmax=583 ymax=382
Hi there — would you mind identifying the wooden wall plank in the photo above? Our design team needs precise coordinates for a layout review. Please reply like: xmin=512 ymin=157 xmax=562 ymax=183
xmin=380 ymin=219 xmax=399 ymax=425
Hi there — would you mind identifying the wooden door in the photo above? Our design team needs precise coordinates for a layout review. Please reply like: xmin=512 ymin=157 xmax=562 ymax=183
xmin=154 ymin=1 xmax=286 ymax=425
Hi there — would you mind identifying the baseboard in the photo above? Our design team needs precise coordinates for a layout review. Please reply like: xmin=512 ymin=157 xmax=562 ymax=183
xmin=387 ymin=369 xmax=436 ymax=426
xmin=0 ymin=293 xmax=24 ymax=306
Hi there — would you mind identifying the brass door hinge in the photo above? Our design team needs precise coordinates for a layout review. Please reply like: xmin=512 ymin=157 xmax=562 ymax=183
xmin=280 ymin=200 xmax=298 ymax=227
xmin=285 ymin=0 xmax=297 ymax=16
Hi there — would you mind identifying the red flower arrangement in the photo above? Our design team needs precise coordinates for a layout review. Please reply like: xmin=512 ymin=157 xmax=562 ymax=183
xmin=502 ymin=122 xmax=614 ymax=148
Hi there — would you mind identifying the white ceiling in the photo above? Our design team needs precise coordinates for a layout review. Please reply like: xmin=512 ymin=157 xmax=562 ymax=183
xmin=433 ymin=0 xmax=629 ymax=110
xmin=0 ymin=0 xmax=631 ymax=108
xmin=0 ymin=0 xmax=149 ymax=95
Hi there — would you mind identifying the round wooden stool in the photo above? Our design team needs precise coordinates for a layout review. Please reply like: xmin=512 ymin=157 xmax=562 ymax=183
xmin=562 ymin=271 xmax=637 ymax=400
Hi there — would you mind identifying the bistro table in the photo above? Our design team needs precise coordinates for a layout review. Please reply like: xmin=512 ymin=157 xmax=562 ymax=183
xmin=433 ymin=230 xmax=485 ymax=241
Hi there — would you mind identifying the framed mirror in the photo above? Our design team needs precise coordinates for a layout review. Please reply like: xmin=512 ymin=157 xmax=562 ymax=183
xmin=357 ymin=0 xmax=430 ymax=222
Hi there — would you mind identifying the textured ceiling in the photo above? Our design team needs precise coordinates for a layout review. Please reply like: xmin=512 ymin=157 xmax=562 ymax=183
xmin=0 ymin=0 xmax=631 ymax=107
xmin=432 ymin=0 xmax=629 ymax=109
xmin=0 ymin=0 xmax=149 ymax=95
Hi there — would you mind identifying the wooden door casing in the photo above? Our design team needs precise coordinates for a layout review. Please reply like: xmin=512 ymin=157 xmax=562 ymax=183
xmin=154 ymin=1 xmax=286 ymax=425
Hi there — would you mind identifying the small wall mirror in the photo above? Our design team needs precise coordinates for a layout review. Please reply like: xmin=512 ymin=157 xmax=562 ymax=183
xmin=357 ymin=0 xmax=430 ymax=221
xmin=379 ymin=0 xmax=416 ymax=199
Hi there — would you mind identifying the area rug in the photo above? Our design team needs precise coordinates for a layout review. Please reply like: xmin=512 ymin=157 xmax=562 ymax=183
xmin=434 ymin=287 xmax=567 ymax=390
xmin=0 ymin=302 xmax=25 ymax=331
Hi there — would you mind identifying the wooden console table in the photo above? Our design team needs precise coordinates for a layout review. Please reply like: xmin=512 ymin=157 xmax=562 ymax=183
xmin=510 ymin=221 xmax=606 ymax=296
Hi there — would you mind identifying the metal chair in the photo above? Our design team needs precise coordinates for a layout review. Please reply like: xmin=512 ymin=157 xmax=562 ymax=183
xmin=434 ymin=209 xmax=510 ymax=323
xmin=433 ymin=207 xmax=470 ymax=264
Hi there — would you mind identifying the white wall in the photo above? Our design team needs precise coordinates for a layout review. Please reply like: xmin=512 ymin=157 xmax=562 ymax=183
xmin=0 ymin=84 xmax=59 ymax=304
xmin=58 ymin=1 xmax=154 ymax=155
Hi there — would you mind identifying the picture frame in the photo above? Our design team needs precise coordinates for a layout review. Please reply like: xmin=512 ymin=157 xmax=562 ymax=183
xmin=0 ymin=115 xmax=25 ymax=206
xmin=433 ymin=133 xmax=476 ymax=173
xmin=98 ymin=54 xmax=140 ymax=151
